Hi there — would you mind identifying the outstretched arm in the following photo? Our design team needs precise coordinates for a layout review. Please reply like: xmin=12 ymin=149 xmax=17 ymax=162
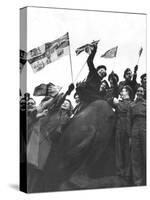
xmin=87 ymin=44 xmax=97 ymax=72
xmin=132 ymin=65 xmax=138 ymax=82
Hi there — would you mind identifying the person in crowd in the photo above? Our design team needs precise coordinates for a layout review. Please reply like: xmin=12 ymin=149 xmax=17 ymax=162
xmin=76 ymin=43 xmax=107 ymax=105
xmin=119 ymin=65 xmax=139 ymax=100
xmin=107 ymin=71 xmax=119 ymax=99
xmin=129 ymin=86 xmax=146 ymax=185
xmin=27 ymin=83 xmax=74 ymax=192
xmin=140 ymin=73 xmax=146 ymax=99
xmin=113 ymin=85 xmax=133 ymax=180
xmin=99 ymin=80 xmax=109 ymax=99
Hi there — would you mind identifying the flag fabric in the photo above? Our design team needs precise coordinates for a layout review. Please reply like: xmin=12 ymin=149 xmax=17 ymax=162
xmin=20 ymin=50 xmax=27 ymax=72
xmin=27 ymin=33 xmax=70 ymax=73
xmin=101 ymin=46 xmax=118 ymax=58
xmin=139 ymin=47 xmax=143 ymax=57
xmin=75 ymin=40 xmax=99 ymax=56
xmin=33 ymin=82 xmax=62 ymax=97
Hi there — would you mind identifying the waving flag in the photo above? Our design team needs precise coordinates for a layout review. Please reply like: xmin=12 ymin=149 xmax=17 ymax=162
xmin=101 ymin=46 xmax=118 ymax=58
xmin=27 ymin=33 xmax=70 ymax=73
xmin=75 ymin=40 xmax=99 ymax=56
xmin=33 ymin=82 xmax=62 ymax=97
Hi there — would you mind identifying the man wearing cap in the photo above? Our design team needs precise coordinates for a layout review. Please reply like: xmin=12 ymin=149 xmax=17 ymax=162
xmin=76 ymin=43 xmax=107 ymax=104
xmin=140 ymin=73 xmax=146 ymax=99
xmin=119 ymin=66 xmax=139 ymax=100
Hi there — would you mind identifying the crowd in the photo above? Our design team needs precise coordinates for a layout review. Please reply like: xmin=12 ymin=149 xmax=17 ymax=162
xmin=20 ymin=43 xmax=146 ymax=190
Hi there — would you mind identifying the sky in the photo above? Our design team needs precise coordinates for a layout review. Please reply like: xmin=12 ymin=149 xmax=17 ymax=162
xmin=20 ymin=7 xmax=146 ymax=106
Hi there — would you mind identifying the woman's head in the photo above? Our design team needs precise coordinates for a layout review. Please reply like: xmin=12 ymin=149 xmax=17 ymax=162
xmin=120 ymin=85 xmax=133 ymax=100
xmin=136 ymin=86 xmax=144 ymax=100
xmin=99 ymin=80 xmax=109 ymax=92
xmin=61 ymin=99 xmax=73 ymax=115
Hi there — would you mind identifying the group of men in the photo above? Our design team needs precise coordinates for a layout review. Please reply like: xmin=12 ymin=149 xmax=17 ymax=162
xmin=20 ymin=43 xmax=146 ymax=189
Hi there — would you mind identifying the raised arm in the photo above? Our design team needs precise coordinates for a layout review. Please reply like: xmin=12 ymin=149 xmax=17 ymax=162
xmin=132 ymin=65 xmax=138 ymax=82
xmin=87 ymin=44 xmax=97 ymax=72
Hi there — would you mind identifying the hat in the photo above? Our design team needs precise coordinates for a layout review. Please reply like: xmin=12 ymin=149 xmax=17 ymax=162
xmin=123 ymin=68 xmax=132 ymax=78
xmin=140 ymin=73 xmax=146 ymax=80
xmin=96 ymin=65 xmax=107 ymax=72
xmin=108 ymin=72 xmax=119 ymax=83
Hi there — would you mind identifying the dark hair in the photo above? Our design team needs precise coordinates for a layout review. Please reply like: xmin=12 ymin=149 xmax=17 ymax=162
xmin=101 ymin=80 xmax=109 ymax=89
xmin=108 ymin=73 xmax=119 ymax=83
xmin=123 ymin=68 xmax=132 ymax=79
xmin=96 ymin=65 xmax=107 ymax=72
xmin=140 ymin=73 xmax=146 ymax=80
xmin=122 ymin=85 xmax=133 ymax=99
xmin=63 ymin=99 xmax=73 ymax=116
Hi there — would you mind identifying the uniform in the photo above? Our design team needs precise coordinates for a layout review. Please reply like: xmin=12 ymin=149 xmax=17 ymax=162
xmin=129 ymin=98 xmax=146 ymax=185
xmin=115 ymin=99 xmax=131 ymax=178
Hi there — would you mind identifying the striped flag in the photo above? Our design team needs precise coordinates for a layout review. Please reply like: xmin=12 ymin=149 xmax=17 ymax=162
xmin=33 ymin=82 xmax=62 ymax=97
xmin=75 ymin=40 xmax=99 ymax=56
xmin=101 ymin=46 xmax=118 ymax=58
xmin=27 ymin=33 xmax=70 ymax=73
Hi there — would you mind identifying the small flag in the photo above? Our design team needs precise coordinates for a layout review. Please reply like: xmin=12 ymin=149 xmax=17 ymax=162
xmin=20 ymin=50 xmax=27 ymax=72
xmin=27 ymin=33 xmax=70 ymax=73
xmin=33 ymin=82 xmax=62 ymax=97
xmin=101 ymin=46 xmax=118 ymax=58
xmin=75 ymin=40 xmax=99 ymax=56
xmin=139 ymin=47 xmax=143 ymax=57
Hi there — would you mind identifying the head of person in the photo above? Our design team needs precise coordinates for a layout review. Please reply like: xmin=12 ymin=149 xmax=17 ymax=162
xmin=120 ymin=85 xmax=133 ymax=100
xmin=140 ymin=73 xmax=146 ymax=88
xmin=61 ymin=99 xmax=73 ymax=115
xmin=108 ymin=72 xmax=119 ymax=87
xmin=99 ymin=80 xmax=109 ymax=92
xmin=27 ymin=98 xmax=36 ymax=109
xmin=123 ymin=68 xmax=132 ymax=81
xmin=74 ymin=93 xmax=80 ymax=104
xmin=20 ymin=94 xmax=36 ymax=110
xmin=136 ymin=86 xmax=145 ymax=100
xmin=96 ymin=65 xmax=107 ymax=79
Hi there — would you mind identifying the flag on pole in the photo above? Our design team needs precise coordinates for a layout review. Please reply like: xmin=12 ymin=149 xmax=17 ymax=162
xmin=33 ymin=82 xmax=62 ymax=97
xmin=139 ymin=47 xmax=143 ymax=57
xmin=20 ymin=50 xmax=27 ymax=72
xmin=27 ymin=33 xmax=70 ymax=73
xmin=75 ymin=40 xmax=99 ymax=56
xmin=101 ymin=46 xmax=118 ymax=58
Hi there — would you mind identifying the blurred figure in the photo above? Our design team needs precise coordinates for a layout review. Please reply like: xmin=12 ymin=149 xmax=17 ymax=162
xmin=76 ymin=43 xmax=107 ymax=105
xmin=113 ymin=85 xmax=133 ymax=180
xmin=107 ymin=71 xmax=119 ymax=99
xmin=99 ymin=80 xmax=109 ymax=99
xmin=129 ymin=86 xmax=146 ymax=185
xmin=119 ymin=65 xmax=139 ymax=99
xmin=140 ymin=73 xmax=146 ymax=99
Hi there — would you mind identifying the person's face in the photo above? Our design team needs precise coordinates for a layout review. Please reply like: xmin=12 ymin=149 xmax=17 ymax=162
xmin=97 ymin=68 xmax=107 ymax=78
xmin=99 ymin=82 xmax=107 ymax=92
xmin=74 ymin=94 xmax=80 ymax=104
xmin=120 ymin=88 xmax=129 ymax=99
xmin=141 ymin=77 xmax=146 ymax=88
xmin=125 ymin=70 xmax=132 ymax=81
xmin=109 ymin=78 xmax=113 ymax=87
xmin=61 ymin=100 xmax=71 ymax=110
xmin=136 ymin=87 xmax=144 ymax=99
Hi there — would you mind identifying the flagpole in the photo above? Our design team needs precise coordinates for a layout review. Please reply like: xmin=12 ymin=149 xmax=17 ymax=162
xmin=68 ymin=33 xmax=74 ymax=83
xmin=74 ymin=60 xmax=87 ymax=83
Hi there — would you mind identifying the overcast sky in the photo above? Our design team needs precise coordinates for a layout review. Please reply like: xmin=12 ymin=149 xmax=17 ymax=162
xmin=20 ymin=7 xmax=146 ymax=105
